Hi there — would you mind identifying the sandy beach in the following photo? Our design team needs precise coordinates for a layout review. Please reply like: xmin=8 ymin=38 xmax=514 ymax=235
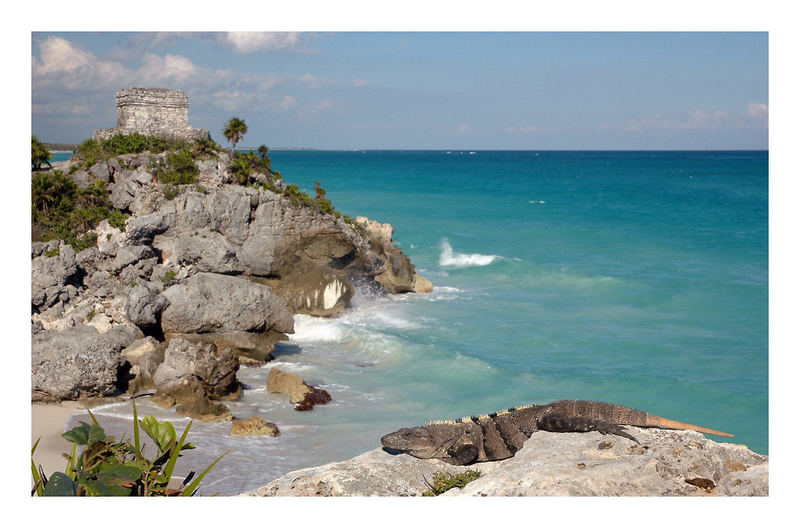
xmin=31 ymin=401 xmax=85 ymax=482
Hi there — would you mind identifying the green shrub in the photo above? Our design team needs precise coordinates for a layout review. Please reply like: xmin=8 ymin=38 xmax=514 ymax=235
xmin=31 ymin=168 xmax=128 ymax=249
xmin=163 ymin=184 xmax=180 ymax=201
xmin=32 ymin=136 xmax=52 ymax=170
xmin=31 ymin=401 xmax=226 ymax=496
xmin=157 ymin=148 xmax=199 ymax=185
xmin=422 ymin=470 xmax=481 ymax=496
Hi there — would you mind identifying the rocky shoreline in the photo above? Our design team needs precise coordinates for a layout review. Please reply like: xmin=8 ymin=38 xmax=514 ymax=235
xmin=243 ymin=427 xmax=768 ymax=496
xmin=30 ymin=145 xmax=769 ymax=497
xmin=31 ymin=148 xmax=431 ymax=427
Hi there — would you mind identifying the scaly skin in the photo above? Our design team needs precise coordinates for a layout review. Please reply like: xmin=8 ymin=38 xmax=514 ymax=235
xmin=380 ymin=400 xmax=733 ymax=465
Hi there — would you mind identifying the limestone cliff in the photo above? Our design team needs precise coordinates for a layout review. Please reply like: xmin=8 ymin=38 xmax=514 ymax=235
xmin=31 ymin=148 xmax=431 ymax=417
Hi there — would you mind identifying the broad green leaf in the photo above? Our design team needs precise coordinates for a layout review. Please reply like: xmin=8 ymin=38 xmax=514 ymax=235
xmin=42 ymin=472 xmax=77 ymax=496
xmin=96 ymin=462 xmax=141 ymax=485
xmin=78 ymin=473 xmax=130 ymax=496
xmin=62 ymin=421 xmax=105 ymax=446
xmin=139 ymin=416 xmax=176 ymax=453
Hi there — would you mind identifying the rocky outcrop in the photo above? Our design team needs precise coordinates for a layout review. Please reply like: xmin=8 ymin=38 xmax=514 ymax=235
xmin=119 ymin=337 xmax=164 ymax=393
xmin=266 ymin=368 xmax=332 ymax=411
xmin=31 ymin=147 xmax=430 ymax=417
xmin=31 ymin=243 xmax=81 ymax=310
xmin=356 ymin=217 xmax=432 ymax=294
xmin=160 ymin=273 xmax=293 ymax=335
xmin=151 ymin=338 xmax=240 ymax=421
xmin=230 ymin=416 xmax=280 ymax=436
xmin=32 ymin=325 xmax=143 ymax=401
xmin=243 ymin=428 xmax=768 ymax=497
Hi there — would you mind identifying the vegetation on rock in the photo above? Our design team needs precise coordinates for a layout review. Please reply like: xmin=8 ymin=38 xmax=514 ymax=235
xmin=422 ymin=470 xmax=482 ymax=496
xmin=31 ymin=170 xmax=128 ymax=250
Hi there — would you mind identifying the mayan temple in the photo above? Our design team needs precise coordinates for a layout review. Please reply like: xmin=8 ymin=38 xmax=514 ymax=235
xmin=93 ymin=87 xmax=210 ymax=141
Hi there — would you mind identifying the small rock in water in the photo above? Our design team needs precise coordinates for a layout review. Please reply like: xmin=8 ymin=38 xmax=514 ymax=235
xmin=230 ymin=416 xmax=279 ymax=436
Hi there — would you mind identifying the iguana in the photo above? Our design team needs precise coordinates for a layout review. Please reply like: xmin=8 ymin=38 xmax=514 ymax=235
xmin=380 ymin=400 xmax=733 ymax=465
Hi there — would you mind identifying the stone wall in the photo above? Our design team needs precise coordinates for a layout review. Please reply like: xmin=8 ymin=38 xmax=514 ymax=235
xmin=93 ymin=88 xmax=210 ymax=142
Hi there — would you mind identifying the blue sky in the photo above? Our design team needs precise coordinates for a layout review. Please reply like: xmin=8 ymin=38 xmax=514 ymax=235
xmin=31 ymin=31 xmax=767 ymax=149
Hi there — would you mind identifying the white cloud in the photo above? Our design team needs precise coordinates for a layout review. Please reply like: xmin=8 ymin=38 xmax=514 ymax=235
xmin=353 ymin=79 xmax=371 ymax=88
xmin=33 ymin=36 xmax=128 ymax=90
xmin=746 ymin=102 xmax=768 ymax=127
xmin=33 ymin=36 xmax=93 ymax=75
xmin=599 ymin=103 xmax=769 ymax=133
xmin=220 ymin=32 xmax=301 ymax=54
xmin=137 ymin=53 xmax=198 ymax=82
xmin=458 ymin=123 xmax=470 ymax=134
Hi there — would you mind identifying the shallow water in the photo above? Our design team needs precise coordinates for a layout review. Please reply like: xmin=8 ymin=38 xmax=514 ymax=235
xmin=67 ymin=150 xmax=767 ymax=495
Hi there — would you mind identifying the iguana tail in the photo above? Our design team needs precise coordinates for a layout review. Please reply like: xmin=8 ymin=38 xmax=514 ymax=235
xmin=644 ymin=414 xmax=734 ymax=437
xmin=548 ymin=400 xmax=734 ymax=437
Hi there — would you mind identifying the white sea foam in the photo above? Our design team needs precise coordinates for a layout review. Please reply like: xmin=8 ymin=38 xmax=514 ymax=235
xmin=290 ymin=314 xmax=347 ymax=342
xmin=439 ymin=239 xmax=498 ymax=268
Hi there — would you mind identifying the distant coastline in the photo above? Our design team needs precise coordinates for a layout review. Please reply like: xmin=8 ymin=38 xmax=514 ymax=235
xmin=43 ymin=143 xmax=76 ymax=152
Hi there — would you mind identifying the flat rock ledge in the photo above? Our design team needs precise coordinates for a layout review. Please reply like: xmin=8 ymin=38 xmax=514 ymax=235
xmin=242 ymin=428 xmax=767 ymax=497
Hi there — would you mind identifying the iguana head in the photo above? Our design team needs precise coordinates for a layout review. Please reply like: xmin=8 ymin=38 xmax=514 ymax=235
xmin=381 ymin=426 xmax=439 ymax=458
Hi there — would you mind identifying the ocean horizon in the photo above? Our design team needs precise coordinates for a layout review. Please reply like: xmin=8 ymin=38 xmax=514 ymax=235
xmin=64 ymin=149 xmax=768 ymax=495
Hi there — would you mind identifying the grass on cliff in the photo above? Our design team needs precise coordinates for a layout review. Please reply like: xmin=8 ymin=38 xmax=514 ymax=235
xmin=73 ymin=133 xmax=222 ymax=170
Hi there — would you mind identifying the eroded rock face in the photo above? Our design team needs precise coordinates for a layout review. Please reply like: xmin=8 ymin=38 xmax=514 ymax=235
xmin=160 ymin=273 xmax=294 ymax=335
xmin=32 ymin=324 xmax=143 ymax=400
xmin=153 ymin=337 xmax=240 ymax=400
xmin=244 ymin=428 xmax=768 ymax=497
xmin=31 ymin=243 xmax=80 ymax=310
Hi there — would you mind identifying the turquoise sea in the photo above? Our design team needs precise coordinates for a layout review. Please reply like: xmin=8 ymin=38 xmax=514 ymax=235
xmin=67 ymin=150 xmax=768 ymax=495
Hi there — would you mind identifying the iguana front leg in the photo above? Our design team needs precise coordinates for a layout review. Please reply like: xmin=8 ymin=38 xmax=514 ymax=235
xmin=537 ymin=413 xmax=639 ymax=442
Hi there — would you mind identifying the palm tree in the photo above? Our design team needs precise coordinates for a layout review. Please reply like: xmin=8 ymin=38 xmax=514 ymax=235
xmin=257 ymin=144 xmax=269 ymax=160
xmin=223 ymin=117 xmax=248 ymax=154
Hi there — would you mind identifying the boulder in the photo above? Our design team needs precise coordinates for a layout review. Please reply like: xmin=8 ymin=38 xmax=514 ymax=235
xmin=111 ymin=280 xmax=167 ymax=328
xmin=160 ymin=273 xmax=294 ymax=335
xmin=153 ymin=337 xmax=240 ymax=400
xmin=120 ymin=336 xmax=165 ymax=393
xmin=124 ymin=207 xmax=175 ymax=245
xmin=266 ymin=367 xmax=331 ymax=411
xmin=151 ymin=377 xmax=233 ymax=422
xmin=31 ymin=324 xmax=143 ymax=400
xmin=111 ymin=244 xmax=155 ymax=272
xmin=244 ymin=428 xmax=768 ymax=497
xmin=168 ymin=231 xmax=244 ymax=274
xmin=31 ymin=243 xmax=79 ymax=309
xmin=230 ymin=416 xmax=280 ymax=436
xmin=168 ymin=330 xmax=285 ymax=363
xmin=266 ymin=368 xmax=310 ymax=404
xmin=88 ymin=161 xmax=111 ymax=183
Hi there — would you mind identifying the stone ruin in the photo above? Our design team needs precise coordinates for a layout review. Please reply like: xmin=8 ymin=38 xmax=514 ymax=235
xmin=93 ymin=88 xmax=210 ymax=142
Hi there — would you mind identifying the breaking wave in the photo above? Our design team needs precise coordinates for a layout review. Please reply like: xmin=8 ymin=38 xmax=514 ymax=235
xmin=439 ymin=239 xmax=498 ymax=268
